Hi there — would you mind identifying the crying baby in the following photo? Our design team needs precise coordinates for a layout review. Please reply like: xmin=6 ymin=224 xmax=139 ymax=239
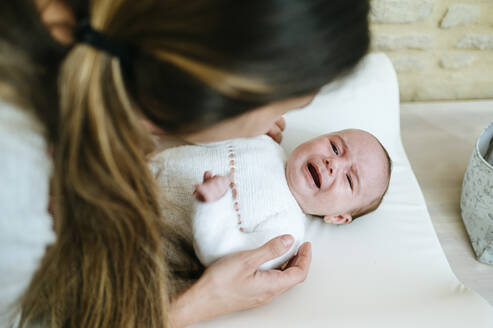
xmin=151 ymin=129 xmax=391 ymax=270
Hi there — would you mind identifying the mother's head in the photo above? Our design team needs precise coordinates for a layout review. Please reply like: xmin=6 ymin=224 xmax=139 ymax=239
xmin=64 ymin=0 xmax=370 ymax=138
xmin=18 ymin=0 xmax=369 ymax=327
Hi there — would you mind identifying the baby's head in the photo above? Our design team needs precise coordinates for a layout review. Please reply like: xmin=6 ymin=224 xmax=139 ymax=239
xmin=286 ymin=129 xmax=391 ymax=224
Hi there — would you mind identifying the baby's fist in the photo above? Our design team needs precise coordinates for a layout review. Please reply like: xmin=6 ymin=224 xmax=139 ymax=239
xmin=194 ymin=171 xmax=230 ymax=202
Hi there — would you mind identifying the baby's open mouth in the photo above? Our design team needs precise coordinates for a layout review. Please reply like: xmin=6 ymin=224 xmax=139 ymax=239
xmin=307 ymin=163 xmax=321 ymax=188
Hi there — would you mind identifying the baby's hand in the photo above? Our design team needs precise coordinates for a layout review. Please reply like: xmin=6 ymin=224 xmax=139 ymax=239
xmin=194 ymin=171 xmax=231 ymax=203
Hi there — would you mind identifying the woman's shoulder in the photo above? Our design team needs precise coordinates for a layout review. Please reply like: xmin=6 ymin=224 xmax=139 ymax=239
xmin=0 ymin=100 xmax=47 ymax=148
xmin=0 ymin=99 xmax=55 ymax=327
xmin=0 ymin=98 xmax=53 ymax=218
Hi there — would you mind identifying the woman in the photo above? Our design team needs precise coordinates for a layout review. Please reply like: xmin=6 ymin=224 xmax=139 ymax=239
xmin=0 ymin=0 xmax=369 ymax=327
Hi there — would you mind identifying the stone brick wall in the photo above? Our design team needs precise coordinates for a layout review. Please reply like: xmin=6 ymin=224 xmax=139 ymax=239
xmin=370 ymin=0 xmax=493 ymax=101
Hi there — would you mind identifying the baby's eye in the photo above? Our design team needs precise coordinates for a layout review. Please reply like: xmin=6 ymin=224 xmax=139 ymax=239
xmin=346 ymin=174 xmax=353 ymax=190
xmin=331 ymin=142 xmax=339 ymax=155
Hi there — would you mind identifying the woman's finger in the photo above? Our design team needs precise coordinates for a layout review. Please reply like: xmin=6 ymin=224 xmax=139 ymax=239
xmin=266 ymin=125 xmax=283 ymax=144
xmin=245 ymin=235 xmax=294 ymax=269
xmin=254 ymin=242 xmax=312 ymax=297
xmin=277 ymin=242 xmax=312 ymax=287
xmin=275 ymin=117 xmax=286 ymax=131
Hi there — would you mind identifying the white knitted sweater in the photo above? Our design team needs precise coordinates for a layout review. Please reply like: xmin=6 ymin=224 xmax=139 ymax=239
xmin=150 ymin=135 xmax=305 ymax=270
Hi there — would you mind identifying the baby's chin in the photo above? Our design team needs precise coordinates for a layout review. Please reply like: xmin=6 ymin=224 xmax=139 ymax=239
xmin=286 ymin=181 xmax=331 ymax=216
xmin=286 ymin=183 xmax=315 ymax=215
xmin=285 ymin=170 xmax=306 ymax=211
xmin=286 ymin=157 xmax=313 ymax=213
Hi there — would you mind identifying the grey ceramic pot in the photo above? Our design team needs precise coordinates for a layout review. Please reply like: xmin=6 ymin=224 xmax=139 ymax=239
xmin=461 ymin=122 xmax=493 ymax=265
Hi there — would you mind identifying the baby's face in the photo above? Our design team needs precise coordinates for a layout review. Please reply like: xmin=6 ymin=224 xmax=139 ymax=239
xmin=285 ymin=129 xmax=389 ymax=223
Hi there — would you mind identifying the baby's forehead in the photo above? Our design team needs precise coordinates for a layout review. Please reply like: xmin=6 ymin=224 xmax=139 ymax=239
xmin=321 ymin=129 xmax=380 ymax=150
xmin=326 ymin=128 xmax=373 ymax=139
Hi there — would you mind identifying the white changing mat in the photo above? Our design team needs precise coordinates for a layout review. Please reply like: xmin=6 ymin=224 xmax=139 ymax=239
xmin=194 ymin=54 xmax=493 ymax=327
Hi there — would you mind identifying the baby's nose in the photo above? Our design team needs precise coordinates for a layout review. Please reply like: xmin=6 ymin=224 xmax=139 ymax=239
xmin=324 ymin=159 xmax=334 ymax=175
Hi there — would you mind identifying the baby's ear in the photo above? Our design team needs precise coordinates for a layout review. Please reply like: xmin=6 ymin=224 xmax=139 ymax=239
xmin=323 ymin=214 xmax=352 ymax=225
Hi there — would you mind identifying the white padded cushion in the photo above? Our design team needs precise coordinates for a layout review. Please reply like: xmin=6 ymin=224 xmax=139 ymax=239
xmin=195 ymin=54 xmax=493 ymax=327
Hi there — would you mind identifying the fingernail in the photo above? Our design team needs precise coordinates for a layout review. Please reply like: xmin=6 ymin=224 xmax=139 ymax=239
xmin=281 ymin=235 xmax=294 ymax=247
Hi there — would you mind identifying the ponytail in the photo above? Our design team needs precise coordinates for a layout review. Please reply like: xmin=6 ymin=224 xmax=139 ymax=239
xmin=20 ymin=28 xmax=169 ymax=328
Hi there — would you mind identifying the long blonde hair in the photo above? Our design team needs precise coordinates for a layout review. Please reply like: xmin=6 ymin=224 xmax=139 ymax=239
xmin=2 ymin=0 xmax=370 ymax=326
xmin=19 ymin=1 xmax=169 ymax=327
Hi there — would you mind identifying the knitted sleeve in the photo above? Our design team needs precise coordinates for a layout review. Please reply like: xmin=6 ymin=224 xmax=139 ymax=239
xmin=0 ymin=101 xmax=55 ymax=326
xmin=192 ymin=189 xmax=304 ymax=270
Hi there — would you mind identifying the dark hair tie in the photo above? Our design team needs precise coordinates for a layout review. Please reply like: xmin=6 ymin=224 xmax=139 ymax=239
xmin=74 ymin=21 xmax=135 ymax=63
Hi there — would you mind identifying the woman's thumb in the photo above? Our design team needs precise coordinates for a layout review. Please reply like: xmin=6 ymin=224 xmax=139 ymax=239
xmin=247 ymin=235 xmax=294 ymax=268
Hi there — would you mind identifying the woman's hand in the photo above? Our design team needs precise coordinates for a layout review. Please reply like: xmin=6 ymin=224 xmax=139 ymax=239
xmin=169 ymin=235 xmax=312 ymax=328
xmin=266 ymin=117 xmax=286 ymax=144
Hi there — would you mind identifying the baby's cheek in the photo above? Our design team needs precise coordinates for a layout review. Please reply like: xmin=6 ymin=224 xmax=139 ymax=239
xmin=314 ymin=195 xmax=331 ymax=214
